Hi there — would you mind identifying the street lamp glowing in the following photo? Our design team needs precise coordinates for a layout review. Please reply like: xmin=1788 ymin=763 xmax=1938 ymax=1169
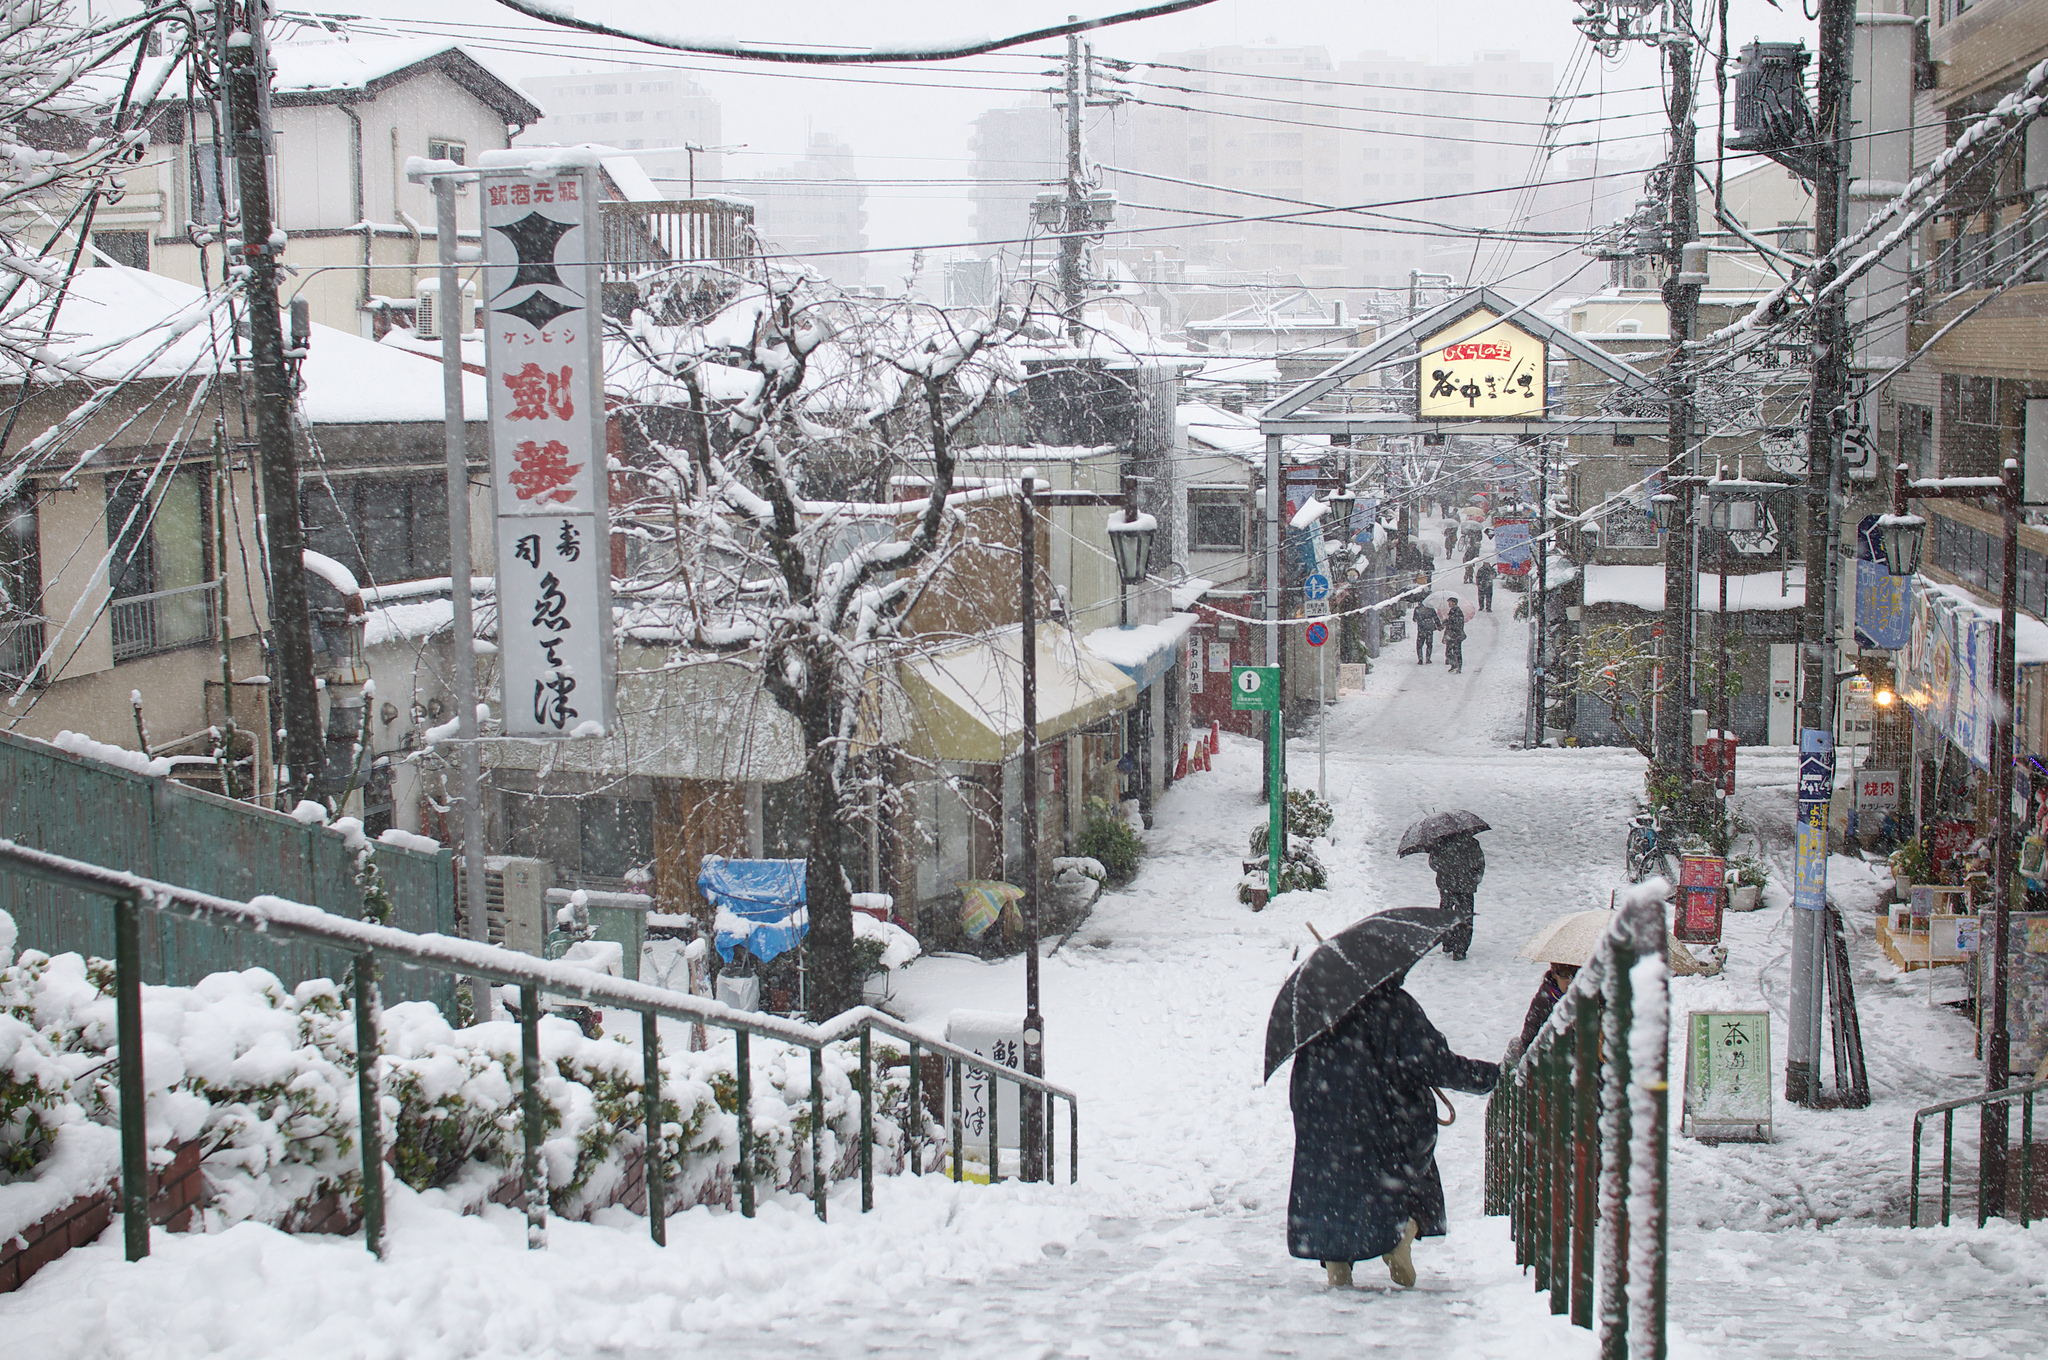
xmin=1873 ymin=688 xmax=1897 ymax=708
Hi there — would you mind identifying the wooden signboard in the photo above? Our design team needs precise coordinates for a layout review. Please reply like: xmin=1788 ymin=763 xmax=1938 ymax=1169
xmin=1681 ymin=1011 xmax=1773 ymax=1143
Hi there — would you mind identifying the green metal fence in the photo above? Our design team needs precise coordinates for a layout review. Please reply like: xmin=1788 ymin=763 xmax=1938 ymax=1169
xmin=0 ymin=728 xmax=455 ymax=1009
xmin=0 ymin=837 xmax=1079 ymax=1264
xmin=1909 ymin=1077 xmax=2048 ymax=1228
xmin=1484 ymin=894 xmax=1669 ymax=1360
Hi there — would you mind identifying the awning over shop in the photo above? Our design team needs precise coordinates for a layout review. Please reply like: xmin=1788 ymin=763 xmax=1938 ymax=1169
xmin=1582 ymin=564 xmax=1806 ymax=612
xmin=899 ymin=624 xmax=1136 ymax=764
xmin=1083 ymin=612 xmax=1200 ymax=689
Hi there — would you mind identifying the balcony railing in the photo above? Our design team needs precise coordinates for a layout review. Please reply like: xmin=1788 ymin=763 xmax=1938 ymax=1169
xmin=110 ymin=581 xmax=219 ymax=662
xmin=0 ymin=612 xmax=44 ymax=682
xmin=600 ymin=198 xmax=756 ymax=285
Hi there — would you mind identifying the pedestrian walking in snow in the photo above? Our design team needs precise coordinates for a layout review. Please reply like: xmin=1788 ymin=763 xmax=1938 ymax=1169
xmin=1284 ymin=970 xmax=1499 ymax=1289
xmin=1475 ymin=561 xmax=1496 ymax=613
xmin=1442 ymin=522 xmax=1457 ymax=561
xmin=1462 ymin=544 xmax=1477 ymax=584
xmin=1428 ymin=831 xmax=1485 ymax=959
xmin=1506 ymin=962 xmax=1578 ymax=1064
xmin=1411 ymin=600 xmax=1438 ymax=664
xmin=1441 ymin=598 xmax=1467 ymax=673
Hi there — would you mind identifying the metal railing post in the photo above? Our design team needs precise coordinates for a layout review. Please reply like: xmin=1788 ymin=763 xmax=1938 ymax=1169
xmin=1944 ymin=1109 xmax=1955 ymax=1227
xmin=353 ymin=953 xmax=385 ymax=1259
xmin=115 ymin=890 xmax=149 ymax=1263
xmin=1550 ymin=1043 xmax=1570 ymax=1317
xmin=987 ymin=1063 xmax=1001 ymax=1183
xmin=1069 ymin=1096 xmax=1078 ymax=1184
xmin=1573 ymin=991 xmax=1600 ymax=1330
xmin=1534 ymin=1042 xmax=1552 ymax=1294
xmin=1599 ymin=939 xmax=1637 ymax=1360
xmin=736 ymin=1029 xmax=755 ymax=1218
xmin=859 ymin=1026 xmax=873 ymax=1213
xmin=2025 ymin=1091 xmax=2035 ymax=1229
xmin=907 ymin=1041 xmax=922 ymax=1177
xmin=643 ymin=1010 xmax=666 ymax=1246
xmin=951 ymin=1058 xmax=964 ymax=1182
xmin=519 ymin=983 xmax=547 ymax=1249
xmin=809 ymin=1047 xmax=827 ymax=1221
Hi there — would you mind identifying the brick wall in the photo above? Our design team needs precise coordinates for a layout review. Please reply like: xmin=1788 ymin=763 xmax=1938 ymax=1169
xmin=0 ymin=1139 xmax=204 ymax=1294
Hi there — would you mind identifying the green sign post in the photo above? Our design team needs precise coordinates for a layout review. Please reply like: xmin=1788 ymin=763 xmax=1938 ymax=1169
xmin=1231 ymin=666 xmax=1283 ymax=899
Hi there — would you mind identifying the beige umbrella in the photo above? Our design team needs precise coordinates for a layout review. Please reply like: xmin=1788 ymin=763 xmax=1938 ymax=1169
xmin=1517 ymin=910 xmax=1616 ymax=965
xmin=1517 ymin=907 xmax=1720 ymax=976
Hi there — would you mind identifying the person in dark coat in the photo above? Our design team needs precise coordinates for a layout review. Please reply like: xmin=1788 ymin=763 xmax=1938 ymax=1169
xmin=1428 ymin=831 xmax=1485 ymax=958
xmin=1288 ymin=982 xmax=1500 ymax=1288
xmin=1505 ymin=963 xmax=1579 ymax=1064
xmin=1411 ymin=601 xmax=1438 ymax=664
xmin=1441 ymin=522 xmax=1458 ymax=561
xmin=1475 ymin=561 xmax=1496 ymax=612
xmin=1440 ymin=598 xmax=1468 ymax=673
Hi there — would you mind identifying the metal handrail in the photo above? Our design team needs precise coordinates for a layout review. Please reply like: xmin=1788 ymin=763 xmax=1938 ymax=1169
xmin=1484 ymin=894 xmax=1669 ymax=1360
xmin=109 ymin=580 xmax=219 ymax=661
xmin=0 ymin=837 xmax=1079 ymax=1264
xmin=1909 ymin=1078 xmax=2048 ymax=1228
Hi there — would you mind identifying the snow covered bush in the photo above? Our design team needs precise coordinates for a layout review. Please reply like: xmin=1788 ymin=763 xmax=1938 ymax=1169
xmin=1076 ymin=796 xmax=1142 ymax=883
xmin=0 ymin=937 xmax=908 ymax=1235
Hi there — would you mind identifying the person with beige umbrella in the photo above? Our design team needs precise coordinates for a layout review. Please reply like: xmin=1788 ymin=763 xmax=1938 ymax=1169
xmin=1506 ymin=907 xmax=1725 ymax=1062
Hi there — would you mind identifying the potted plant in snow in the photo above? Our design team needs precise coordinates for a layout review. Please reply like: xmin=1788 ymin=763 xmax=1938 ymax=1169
xmin=1725 ymin=855 xmax=1767 ymax=912
xmin=1890 ymin=837 xmax=1932 ymax=901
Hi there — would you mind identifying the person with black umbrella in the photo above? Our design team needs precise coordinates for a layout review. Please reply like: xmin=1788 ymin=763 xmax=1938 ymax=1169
xmin=1266 ymin=908 xmax=1500 ymax=1290
xmin=1396 ymin=812 xmax=1490 ymax=961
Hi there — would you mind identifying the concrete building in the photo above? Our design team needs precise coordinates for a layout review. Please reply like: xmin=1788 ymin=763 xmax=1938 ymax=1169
xmin=730 ymin=135 xmax=870 ymax=290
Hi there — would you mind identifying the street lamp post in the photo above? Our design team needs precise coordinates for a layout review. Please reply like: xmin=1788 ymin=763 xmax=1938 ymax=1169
xmin=1017 ymin=472 xmax=1154 ymax=1185
xmin=1882 ymin=457 xmax=2019 ymax=1214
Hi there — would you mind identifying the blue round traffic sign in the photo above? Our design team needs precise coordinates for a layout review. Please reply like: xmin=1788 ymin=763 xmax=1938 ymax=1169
xmin=1305 ymin=621 xmax=1330 ymax=647
xmin=1304 ymin=573 xmax=1331 ymax=601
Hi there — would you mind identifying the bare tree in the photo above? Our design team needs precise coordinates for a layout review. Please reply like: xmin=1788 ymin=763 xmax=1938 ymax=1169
xmin=610 ymin=273 xmax=1023 ymax=1017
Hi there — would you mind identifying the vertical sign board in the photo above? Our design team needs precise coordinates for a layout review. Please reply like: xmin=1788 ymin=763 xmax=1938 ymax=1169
xmin=1795 ymin=729 xmax=1834 ymax=912
xmin=1232 ymin=666 xmax=1283 ymax=899
xmin=1681 ymin=1011 xmax=1773 ymax=1142
xmin=482 ymin=158 xmax=616 ymax=738
xmin=1492 ymin=519 xmax=1533 ymax=575
xmin=1677 ymin=854 xmax=1725 ymax=944
xmin=945 ymin=1009 xmax=1023 ymax=1162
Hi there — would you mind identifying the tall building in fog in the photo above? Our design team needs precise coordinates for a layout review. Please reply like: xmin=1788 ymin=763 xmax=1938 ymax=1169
xmin=517 ymin=68 xmax=723 ymax=194
xmin=970 ymin=46 xmax=1575 ymax=309
xmin=732 ymin=135 xmax=871 ymax=290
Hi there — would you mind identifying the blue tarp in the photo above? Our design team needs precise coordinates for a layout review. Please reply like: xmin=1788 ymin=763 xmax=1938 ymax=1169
xmin=699 ymin=856 xmax=809 ymax=964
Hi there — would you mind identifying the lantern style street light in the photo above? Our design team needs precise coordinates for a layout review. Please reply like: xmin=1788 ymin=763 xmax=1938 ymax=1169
xmin=1650 ymin=491 xmax=1680 ymax=533
xmin=1106 ymin=506 xmax=1157 ymax=628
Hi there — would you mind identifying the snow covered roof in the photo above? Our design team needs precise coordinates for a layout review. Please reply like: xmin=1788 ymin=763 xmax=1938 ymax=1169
xmin=1583 ymin=564 xmax=1807 ymax=613
xmin=4 ymin=267 xmax=488 ymax=425
xmin=899 ymin=624 xmax=1134 ymax=764
xmin=147 ymin=39 xmax=540 ymax=123
xmin=1083 ymin=613 xmax=1199 ymax=688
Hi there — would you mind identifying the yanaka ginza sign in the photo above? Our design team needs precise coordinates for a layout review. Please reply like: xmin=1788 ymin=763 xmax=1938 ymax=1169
xmin=1416 ymin=307 xmax=1546 ymax=420
xmin=479 ymin=152 xmax=616 ymax=739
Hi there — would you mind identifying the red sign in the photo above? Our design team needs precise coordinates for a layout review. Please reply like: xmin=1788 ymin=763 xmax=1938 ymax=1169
xmin=1931 ymin=820 xmax=1975 ymax=866
xmin=1443 ymin=342 xmax=1512 ymax=362
xmin=1677 ymin=854 xmax=1725 ymax=944
xmin=1305 ymin=621 xmax=1330 ymax=647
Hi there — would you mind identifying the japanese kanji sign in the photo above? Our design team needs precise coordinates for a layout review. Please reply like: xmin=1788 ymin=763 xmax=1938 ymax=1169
xmin=1681 ymin=1011 xmax=1772 ymax=1142
xmin=1416 ymin=308 xmax=1546 ymax=419
xmin=483 ymin=159 xmax=615 ymax=738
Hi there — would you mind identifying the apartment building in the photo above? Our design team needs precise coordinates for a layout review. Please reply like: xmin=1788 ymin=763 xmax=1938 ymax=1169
xmin=517 ymin=67 xmax=724 ymax=194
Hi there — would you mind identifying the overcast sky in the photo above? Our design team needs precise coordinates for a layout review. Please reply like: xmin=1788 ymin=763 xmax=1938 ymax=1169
xmin=320 ymin=0 xmax=1820 ymax=262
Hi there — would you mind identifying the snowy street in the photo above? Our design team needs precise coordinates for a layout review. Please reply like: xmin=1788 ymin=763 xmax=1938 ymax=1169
xmin=8 ymin=601 xmax=2048 ymax=1359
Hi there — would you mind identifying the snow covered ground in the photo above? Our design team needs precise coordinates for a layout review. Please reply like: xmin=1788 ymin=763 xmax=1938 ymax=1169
xmin=7 ymin=577 xmax=2048 ymax=1357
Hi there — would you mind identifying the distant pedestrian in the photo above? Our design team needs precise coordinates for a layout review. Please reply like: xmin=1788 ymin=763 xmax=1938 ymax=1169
xmin=1412 ymin=600 xmax=1439 ymax=664
xmin=1442 ymin=523 xmax=1458 ymax=561
xmin=1428 ymin=831 xmax=1486 ymax=960
xmin=1288 ymin=978 xmax=1499 ymax=1289
xmin=1462 ymin=544 xmax=1477 ymax=584
xmin=1441 ymin=598 xmax=1467 ymax=673
xmin=1475 ymin=561 xmax=1496 ymax=612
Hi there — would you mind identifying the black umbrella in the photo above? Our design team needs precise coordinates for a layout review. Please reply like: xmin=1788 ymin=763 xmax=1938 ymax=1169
xmin=1263 ymin=907 xmax=1458 ymax=1080
xmin=1396 ymin=809 xmax=1491 ymax=858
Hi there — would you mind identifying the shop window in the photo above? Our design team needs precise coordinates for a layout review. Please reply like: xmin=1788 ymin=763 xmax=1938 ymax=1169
xmin=1190 ymin=492 xmax=1247 ymax=551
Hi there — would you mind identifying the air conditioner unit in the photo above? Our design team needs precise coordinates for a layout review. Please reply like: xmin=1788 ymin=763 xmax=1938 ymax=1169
xmin=415 ymin=278 xmax=478 ymax=340
xmin=482 ymin=856 xmax=552 ymax=955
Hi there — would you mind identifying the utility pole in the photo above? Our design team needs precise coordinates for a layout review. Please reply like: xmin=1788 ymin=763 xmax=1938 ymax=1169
xmin=225 ymin=27 xmax=319 ymax=807
xmin=1656 ymin=5 xmax=1703 ymax=780
xmin=1060 ymin=29 xmax=1087 ymax=347
xmin=1787 ymin=0 xmax=1856 ymax=1110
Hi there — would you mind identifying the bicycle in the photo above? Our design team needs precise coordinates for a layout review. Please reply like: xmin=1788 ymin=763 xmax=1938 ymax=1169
xmin=1625 ymin=807 xmax=1674 ymax=883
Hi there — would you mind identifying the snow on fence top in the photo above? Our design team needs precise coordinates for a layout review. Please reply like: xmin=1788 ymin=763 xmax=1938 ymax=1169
xmin=1582 ymin=563 xmax=1807 ymax=613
